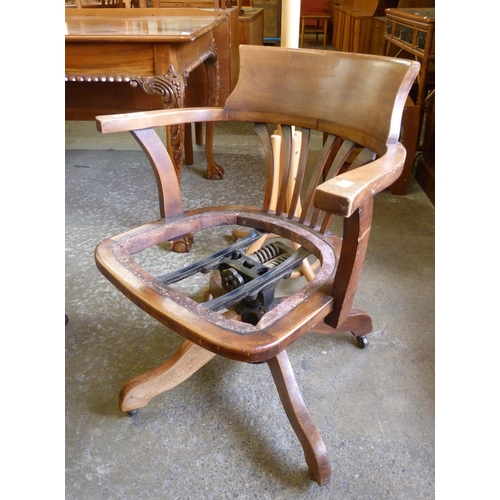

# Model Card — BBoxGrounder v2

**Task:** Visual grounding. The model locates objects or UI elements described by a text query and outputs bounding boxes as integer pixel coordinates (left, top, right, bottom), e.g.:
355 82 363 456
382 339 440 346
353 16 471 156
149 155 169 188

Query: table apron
65 31 216 81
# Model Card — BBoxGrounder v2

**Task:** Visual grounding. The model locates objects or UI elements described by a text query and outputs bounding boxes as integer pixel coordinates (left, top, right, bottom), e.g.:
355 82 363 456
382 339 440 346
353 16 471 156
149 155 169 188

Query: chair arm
95 107 228 134
313 143 406 218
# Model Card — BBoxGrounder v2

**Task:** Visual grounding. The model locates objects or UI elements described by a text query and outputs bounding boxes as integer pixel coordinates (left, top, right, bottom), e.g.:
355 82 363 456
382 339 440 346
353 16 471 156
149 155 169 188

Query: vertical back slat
320 213 333 234
287 128 311 219
299 133 338 224
275 125 293 216
347 147 377 170
309 207 321 229
253 123 377 237
254 122 275 212
323 138 356 182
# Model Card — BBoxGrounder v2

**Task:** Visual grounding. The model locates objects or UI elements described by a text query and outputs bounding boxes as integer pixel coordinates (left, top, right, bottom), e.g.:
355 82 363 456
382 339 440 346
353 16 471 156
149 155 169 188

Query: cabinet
370 15 386 54
253 0 280 39
239 8 264 45
415 90 435 203
384 7 435 106
329 0 399 53
328 0 433 54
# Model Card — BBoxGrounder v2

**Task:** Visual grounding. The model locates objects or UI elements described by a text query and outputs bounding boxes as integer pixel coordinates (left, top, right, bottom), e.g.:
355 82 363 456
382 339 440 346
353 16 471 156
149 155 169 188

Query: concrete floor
65 117 435 499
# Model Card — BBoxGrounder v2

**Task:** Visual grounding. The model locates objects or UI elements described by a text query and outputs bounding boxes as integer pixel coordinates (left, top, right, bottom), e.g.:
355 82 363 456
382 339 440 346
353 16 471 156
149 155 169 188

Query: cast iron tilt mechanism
156 230 311 325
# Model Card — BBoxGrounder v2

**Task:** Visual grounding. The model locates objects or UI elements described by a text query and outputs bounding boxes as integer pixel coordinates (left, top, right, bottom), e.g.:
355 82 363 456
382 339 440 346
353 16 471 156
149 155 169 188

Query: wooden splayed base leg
119 340 216 412
267 350 332 486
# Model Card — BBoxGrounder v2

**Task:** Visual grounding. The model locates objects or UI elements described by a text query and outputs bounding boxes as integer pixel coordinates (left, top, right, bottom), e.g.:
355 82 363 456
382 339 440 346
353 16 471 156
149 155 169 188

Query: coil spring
249 243 289 267
264 255 288 268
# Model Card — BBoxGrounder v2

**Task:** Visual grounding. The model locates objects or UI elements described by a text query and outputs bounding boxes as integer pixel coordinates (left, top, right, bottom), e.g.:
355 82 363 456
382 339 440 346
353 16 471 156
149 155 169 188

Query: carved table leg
205 121 224 180
184 123 194 165
119 340 216 413
267 350 331 485
132 67 186 178
195 122 203 145
203 52 224 180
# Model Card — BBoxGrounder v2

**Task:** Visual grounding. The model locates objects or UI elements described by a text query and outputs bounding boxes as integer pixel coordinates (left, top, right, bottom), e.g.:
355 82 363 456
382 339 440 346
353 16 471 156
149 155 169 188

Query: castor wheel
356 335 368 348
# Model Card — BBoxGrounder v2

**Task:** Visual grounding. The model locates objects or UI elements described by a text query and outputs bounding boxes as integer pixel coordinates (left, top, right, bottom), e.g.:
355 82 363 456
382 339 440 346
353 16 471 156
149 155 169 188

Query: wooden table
65 8 226 178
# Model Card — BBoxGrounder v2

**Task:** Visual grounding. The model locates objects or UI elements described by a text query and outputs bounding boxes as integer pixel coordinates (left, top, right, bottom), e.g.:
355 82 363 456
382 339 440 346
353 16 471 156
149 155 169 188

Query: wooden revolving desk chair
94 46 419 486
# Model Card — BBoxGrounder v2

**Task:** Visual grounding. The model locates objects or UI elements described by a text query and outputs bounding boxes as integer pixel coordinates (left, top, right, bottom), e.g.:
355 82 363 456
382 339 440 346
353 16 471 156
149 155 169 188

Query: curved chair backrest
225 46 419 153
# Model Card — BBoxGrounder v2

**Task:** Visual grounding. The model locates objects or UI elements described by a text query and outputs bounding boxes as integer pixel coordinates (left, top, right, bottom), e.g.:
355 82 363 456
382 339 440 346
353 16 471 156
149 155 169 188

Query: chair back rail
225 46 420 150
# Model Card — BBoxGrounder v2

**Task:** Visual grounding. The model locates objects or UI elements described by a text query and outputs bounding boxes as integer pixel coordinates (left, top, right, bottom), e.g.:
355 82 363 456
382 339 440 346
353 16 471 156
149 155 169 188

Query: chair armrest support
313 144 406 218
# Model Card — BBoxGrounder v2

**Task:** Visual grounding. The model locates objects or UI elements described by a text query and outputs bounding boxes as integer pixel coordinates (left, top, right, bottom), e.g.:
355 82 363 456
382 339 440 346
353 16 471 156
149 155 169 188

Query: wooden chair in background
94 45 419 485
299 0 330 48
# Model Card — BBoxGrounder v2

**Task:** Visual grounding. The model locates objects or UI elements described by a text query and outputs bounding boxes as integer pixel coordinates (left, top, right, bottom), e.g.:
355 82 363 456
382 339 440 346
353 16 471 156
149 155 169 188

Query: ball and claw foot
171 233 194 253
207 162 224 180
